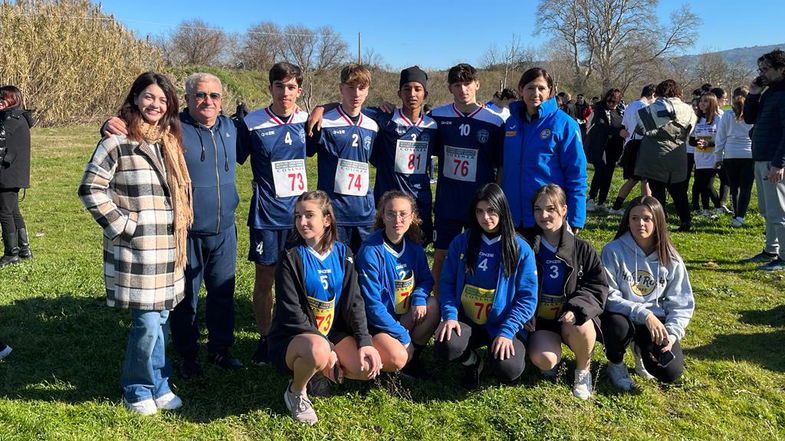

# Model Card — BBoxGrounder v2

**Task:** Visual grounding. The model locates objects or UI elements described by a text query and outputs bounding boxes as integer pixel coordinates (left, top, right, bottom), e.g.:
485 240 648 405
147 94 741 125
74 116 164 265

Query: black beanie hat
400 66 428 90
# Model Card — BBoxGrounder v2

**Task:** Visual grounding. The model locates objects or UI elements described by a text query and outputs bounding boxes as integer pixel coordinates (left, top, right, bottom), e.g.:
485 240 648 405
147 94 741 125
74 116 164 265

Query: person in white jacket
715 86 755 227
600 196 694 389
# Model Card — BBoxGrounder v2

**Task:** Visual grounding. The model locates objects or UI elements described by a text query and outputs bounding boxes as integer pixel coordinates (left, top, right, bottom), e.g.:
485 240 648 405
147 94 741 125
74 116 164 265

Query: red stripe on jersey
336 106 361 126
452 103 484 119
264 107 295 125
397 109 424 127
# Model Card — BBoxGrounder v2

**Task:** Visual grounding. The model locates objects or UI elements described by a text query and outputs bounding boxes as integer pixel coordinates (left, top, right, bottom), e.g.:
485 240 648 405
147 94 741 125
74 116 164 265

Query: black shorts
533 318 562 334
269 330 350 374
621 139 642 180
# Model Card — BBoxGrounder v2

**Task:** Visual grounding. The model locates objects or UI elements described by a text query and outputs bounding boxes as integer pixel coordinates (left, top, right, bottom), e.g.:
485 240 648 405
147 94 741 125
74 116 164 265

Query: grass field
0 126 783 441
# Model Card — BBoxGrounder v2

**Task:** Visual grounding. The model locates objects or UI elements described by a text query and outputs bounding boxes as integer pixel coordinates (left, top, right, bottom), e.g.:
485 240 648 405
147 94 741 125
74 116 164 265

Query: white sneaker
0 345 11 360
701 209 712 218
284 381 318 424
573 369 592 400
731 217 744 228
586 199 597 212
123 397 158 416
631 343 655 380
154 392 183 410
596 203 608 212
608 207 625 215
606 362 635 391
716 206 732 215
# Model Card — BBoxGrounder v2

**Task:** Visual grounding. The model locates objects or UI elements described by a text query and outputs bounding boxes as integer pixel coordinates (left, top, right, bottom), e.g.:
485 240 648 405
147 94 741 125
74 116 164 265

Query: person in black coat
585 89 625 212
525 184 608 400
0 86 33 266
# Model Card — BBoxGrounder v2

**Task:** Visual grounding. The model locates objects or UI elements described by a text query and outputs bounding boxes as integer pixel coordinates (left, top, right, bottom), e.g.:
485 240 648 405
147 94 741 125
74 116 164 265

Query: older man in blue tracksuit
103 73 245 377
501 97 587 238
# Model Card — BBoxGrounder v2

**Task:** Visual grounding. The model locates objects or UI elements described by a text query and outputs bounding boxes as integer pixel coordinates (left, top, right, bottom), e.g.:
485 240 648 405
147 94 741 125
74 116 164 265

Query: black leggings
647 178 691 228
601 312 684 383
692 169 720 210
434 320 526 382
0 188 25 245
722 159 755 218
588 145 624 205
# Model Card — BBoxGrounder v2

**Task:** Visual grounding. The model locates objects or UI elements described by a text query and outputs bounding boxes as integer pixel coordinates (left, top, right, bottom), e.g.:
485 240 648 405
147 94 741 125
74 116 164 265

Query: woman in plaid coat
79 72 193 416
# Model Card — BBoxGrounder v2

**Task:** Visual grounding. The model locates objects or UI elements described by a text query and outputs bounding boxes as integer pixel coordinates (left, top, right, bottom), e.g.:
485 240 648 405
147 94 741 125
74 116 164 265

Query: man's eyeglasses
193 91 222 100
384 211 412 221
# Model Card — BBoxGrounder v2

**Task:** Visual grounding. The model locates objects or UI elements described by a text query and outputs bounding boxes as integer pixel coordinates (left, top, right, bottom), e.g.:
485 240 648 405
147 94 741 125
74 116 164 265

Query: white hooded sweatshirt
601 232 694 342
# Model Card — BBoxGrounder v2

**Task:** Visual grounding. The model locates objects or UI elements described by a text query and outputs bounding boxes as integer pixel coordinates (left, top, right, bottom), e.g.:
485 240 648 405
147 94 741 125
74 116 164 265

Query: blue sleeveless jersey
298 243 346 336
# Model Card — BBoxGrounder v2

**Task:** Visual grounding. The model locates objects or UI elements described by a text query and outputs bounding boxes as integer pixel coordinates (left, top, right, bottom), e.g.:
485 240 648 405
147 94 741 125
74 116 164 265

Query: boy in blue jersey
307 64 379 254
238 62 309 365
430 63 505 295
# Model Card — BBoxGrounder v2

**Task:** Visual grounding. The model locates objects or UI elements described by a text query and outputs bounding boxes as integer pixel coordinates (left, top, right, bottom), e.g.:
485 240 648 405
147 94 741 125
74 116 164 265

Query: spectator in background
585 88 625 213
575 94 591 139
486 88 517 121
233 99 249 120
634 79 697 232
609 84 656 215
689 92 726 217
710 87 731 208
715 86 754 228
0 86 33 267
741 49 785 270
558 92 577 121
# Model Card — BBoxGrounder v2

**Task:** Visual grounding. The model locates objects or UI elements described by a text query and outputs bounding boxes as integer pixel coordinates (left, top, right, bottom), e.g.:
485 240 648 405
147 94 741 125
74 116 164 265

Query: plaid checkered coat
78 134 185 310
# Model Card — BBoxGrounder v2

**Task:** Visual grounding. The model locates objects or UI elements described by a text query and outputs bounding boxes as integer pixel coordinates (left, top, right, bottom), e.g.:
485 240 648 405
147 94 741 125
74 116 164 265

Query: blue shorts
433 219 467 250
337 224 373 254
248 228 291 266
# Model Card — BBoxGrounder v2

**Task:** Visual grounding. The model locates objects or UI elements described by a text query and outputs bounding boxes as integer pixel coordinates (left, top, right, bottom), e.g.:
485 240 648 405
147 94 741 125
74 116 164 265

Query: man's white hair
185 73 223 94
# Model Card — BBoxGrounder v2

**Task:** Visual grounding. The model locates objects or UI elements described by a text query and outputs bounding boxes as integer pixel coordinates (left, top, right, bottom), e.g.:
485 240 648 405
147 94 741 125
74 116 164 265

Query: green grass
1 126 784 440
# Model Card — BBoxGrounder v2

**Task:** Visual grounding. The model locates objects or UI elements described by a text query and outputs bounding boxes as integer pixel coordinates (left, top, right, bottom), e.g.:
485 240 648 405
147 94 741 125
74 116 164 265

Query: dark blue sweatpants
170 224 237 357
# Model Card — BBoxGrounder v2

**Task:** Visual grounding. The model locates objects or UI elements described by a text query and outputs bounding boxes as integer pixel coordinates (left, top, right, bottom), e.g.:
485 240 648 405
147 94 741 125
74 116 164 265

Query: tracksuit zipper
210 129 221 233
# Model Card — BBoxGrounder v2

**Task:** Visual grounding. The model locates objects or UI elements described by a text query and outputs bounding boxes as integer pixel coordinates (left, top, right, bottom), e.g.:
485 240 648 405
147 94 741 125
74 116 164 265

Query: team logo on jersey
627 270 656 296
539 128 552 140
506 130 517 137
477 129 489 144
363 136 372 149
396 127 407 136
225 132 231 138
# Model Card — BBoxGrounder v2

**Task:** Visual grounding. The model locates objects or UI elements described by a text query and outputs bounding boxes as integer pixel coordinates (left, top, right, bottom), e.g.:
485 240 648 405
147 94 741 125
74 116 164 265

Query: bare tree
536 0 700 92
482 34 536 90
236 21 282 70
168 19 229 66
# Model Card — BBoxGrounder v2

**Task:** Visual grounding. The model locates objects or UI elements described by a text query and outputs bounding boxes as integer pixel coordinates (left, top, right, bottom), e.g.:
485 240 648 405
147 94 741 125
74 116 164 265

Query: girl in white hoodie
600 196 694 389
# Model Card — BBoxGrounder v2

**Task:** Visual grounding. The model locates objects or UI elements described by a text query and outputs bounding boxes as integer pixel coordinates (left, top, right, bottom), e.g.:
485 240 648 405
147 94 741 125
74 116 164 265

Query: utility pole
357 32 361 63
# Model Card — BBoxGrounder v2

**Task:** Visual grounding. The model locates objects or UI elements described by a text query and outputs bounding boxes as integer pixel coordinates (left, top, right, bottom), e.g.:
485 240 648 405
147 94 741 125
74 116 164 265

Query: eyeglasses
384 211 412 221
193 91 222 100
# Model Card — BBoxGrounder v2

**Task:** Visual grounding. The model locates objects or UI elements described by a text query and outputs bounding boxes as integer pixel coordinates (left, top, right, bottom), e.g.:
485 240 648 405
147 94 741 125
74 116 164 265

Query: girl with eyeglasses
526 184 607 400
267 190 382 424
434 183 538 389
355 190 440 378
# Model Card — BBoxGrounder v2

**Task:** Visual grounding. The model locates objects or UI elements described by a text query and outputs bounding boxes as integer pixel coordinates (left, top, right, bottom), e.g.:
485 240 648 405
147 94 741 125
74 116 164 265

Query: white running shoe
606 362 635 391
284 381 318 424
586 199 597 212
631 343 655 380
0 345 11 360
123 397 158 416
573 369 593 400
608 207 625 215
701 209 713 218
731 217 744 228
154 392 183 410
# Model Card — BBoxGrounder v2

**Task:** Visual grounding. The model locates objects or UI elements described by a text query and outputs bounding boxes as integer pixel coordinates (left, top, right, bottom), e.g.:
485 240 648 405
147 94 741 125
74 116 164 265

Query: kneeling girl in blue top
435 183 538 389
356 191 439 378
525 184 608 400
267 191 382 424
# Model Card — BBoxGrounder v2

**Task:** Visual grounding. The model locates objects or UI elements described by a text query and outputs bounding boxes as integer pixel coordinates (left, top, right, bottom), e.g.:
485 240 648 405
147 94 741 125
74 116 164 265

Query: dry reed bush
0 0 162 126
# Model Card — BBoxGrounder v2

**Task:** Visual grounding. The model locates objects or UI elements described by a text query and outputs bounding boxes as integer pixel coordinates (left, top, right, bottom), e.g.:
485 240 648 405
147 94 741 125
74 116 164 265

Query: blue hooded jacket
439 231 538 339
179 111 240 235
502 98 587 229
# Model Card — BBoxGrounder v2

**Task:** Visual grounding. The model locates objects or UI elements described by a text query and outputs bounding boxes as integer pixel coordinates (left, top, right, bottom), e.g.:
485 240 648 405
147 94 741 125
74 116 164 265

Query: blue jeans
120 309 172 403
170 225 237 356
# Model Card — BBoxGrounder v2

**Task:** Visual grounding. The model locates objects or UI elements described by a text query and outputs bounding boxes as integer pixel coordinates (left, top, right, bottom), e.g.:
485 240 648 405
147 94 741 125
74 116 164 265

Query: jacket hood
1 108 34 127
618 232 659 263
662 97 694 127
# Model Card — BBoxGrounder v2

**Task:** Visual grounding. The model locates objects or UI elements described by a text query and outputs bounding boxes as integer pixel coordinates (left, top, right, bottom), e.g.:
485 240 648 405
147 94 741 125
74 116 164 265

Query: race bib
444 145 478 182
536 293 564 320
307 296 336 336
334 158 369 196
271 159 307 197
461 284 496 325
394 140 429 175
394 273 415 315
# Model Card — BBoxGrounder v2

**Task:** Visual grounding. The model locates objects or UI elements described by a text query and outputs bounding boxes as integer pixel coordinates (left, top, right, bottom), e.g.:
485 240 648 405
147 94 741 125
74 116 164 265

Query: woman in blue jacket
501 68 588 240
435 183 538 389
356 191 439 378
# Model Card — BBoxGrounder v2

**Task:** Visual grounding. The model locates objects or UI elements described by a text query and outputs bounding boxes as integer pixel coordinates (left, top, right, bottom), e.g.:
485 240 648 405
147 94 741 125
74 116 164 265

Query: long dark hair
616 196 677 266
292 190 339 254
466 183 519 277
118 72 182 144
0 85 25 109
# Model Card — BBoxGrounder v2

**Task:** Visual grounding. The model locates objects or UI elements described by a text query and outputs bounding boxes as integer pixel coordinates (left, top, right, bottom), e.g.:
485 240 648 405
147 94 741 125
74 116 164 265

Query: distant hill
676 43 785 68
